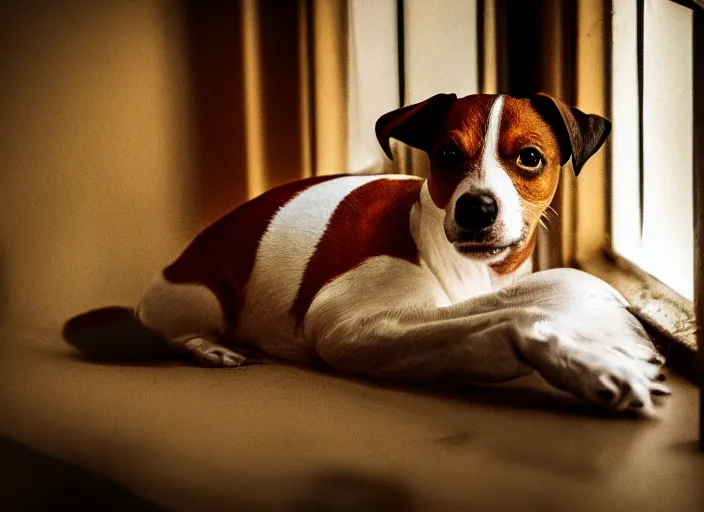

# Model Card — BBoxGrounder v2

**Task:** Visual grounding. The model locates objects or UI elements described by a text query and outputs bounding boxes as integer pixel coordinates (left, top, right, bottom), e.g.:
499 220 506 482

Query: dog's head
376 93 610 273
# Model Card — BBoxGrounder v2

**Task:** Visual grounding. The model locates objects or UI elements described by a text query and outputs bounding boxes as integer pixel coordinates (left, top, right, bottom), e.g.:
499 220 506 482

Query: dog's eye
517 147 544 170
436 143 463 168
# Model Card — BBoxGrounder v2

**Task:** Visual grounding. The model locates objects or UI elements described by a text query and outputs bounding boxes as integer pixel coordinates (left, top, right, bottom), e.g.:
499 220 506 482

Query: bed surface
1 325 702 511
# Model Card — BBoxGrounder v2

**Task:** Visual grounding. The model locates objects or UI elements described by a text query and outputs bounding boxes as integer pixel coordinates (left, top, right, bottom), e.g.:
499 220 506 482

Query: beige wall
0 1 197 328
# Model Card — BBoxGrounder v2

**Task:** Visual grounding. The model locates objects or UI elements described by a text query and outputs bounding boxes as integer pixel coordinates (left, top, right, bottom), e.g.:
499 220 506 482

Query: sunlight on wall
346 0 400 174
404 0 479 103
404 0 479 178
311 0 349 176
641 0 693 300
343 0 480 176
611 0 642 263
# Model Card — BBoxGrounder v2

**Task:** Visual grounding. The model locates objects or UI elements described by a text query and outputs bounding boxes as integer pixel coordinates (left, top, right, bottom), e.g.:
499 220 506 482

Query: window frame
575 0 702 449
692 1 703 453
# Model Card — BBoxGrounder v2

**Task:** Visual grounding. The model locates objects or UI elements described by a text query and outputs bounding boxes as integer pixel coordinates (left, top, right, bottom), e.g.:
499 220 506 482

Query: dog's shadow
349 372 636 420
62 349 634 421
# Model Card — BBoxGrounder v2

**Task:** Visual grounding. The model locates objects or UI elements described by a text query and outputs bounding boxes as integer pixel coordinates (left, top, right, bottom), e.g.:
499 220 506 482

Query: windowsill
577 251 698 382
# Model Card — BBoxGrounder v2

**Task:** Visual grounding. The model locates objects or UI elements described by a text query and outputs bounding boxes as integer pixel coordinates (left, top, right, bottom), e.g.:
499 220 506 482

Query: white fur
137 274 225 343
299 172 667 413
137 272 246 367
480 96 524 242
307 258 666 414
411 182 493 306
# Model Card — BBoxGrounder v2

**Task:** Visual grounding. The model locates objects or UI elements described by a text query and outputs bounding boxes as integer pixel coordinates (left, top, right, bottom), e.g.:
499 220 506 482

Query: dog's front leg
309 270 669 413
314 306 536 383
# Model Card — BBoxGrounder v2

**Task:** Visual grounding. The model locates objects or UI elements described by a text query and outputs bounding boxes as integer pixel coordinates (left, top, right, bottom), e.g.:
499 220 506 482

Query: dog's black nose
454 193 498 232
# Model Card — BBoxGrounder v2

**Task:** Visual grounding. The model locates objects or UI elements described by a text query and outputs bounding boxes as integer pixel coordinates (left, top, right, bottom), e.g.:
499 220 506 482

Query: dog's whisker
545 205 559 222
539 211 555 230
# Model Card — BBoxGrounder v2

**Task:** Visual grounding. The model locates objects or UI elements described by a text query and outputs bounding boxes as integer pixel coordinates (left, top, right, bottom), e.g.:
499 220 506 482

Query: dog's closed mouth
454 236 522 256
455 244 509 256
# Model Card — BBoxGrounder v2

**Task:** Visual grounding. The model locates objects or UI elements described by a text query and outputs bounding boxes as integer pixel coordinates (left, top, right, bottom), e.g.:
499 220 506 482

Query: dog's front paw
576 350 671 413
525 321 671 415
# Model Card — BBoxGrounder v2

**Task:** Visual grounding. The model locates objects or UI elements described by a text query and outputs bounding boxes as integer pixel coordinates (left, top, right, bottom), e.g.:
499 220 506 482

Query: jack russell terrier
65 93 670 414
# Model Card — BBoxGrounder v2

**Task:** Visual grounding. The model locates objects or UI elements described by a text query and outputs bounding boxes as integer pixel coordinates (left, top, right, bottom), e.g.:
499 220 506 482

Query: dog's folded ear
375 93 457 160
530 93 611 175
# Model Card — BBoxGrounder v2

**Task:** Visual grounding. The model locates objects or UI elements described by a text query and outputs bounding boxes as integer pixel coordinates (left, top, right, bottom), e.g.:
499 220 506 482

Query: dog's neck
411 182 494 305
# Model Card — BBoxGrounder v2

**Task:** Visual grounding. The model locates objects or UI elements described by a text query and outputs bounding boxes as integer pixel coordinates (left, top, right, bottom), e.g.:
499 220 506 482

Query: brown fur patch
497 97 562 204
427 95 496 209
491 231 537 275
291 179 422 325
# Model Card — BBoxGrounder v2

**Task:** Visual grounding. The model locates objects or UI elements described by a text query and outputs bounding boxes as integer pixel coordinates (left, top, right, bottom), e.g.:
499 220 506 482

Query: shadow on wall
182 0 249 223
182 0 311 223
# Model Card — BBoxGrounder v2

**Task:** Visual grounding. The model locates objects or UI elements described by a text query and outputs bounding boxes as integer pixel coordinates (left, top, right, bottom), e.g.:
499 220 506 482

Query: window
611 0 695 301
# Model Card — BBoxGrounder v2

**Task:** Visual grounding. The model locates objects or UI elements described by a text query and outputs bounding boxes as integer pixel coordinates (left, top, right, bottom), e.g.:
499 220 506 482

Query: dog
64 92 670 414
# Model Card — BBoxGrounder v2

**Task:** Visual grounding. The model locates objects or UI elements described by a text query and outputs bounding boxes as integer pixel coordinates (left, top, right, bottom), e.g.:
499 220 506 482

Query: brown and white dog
66 93 670 414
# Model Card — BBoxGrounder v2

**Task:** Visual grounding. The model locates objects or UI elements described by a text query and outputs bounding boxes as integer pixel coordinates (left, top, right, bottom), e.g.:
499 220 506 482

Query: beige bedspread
1 325 702 511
